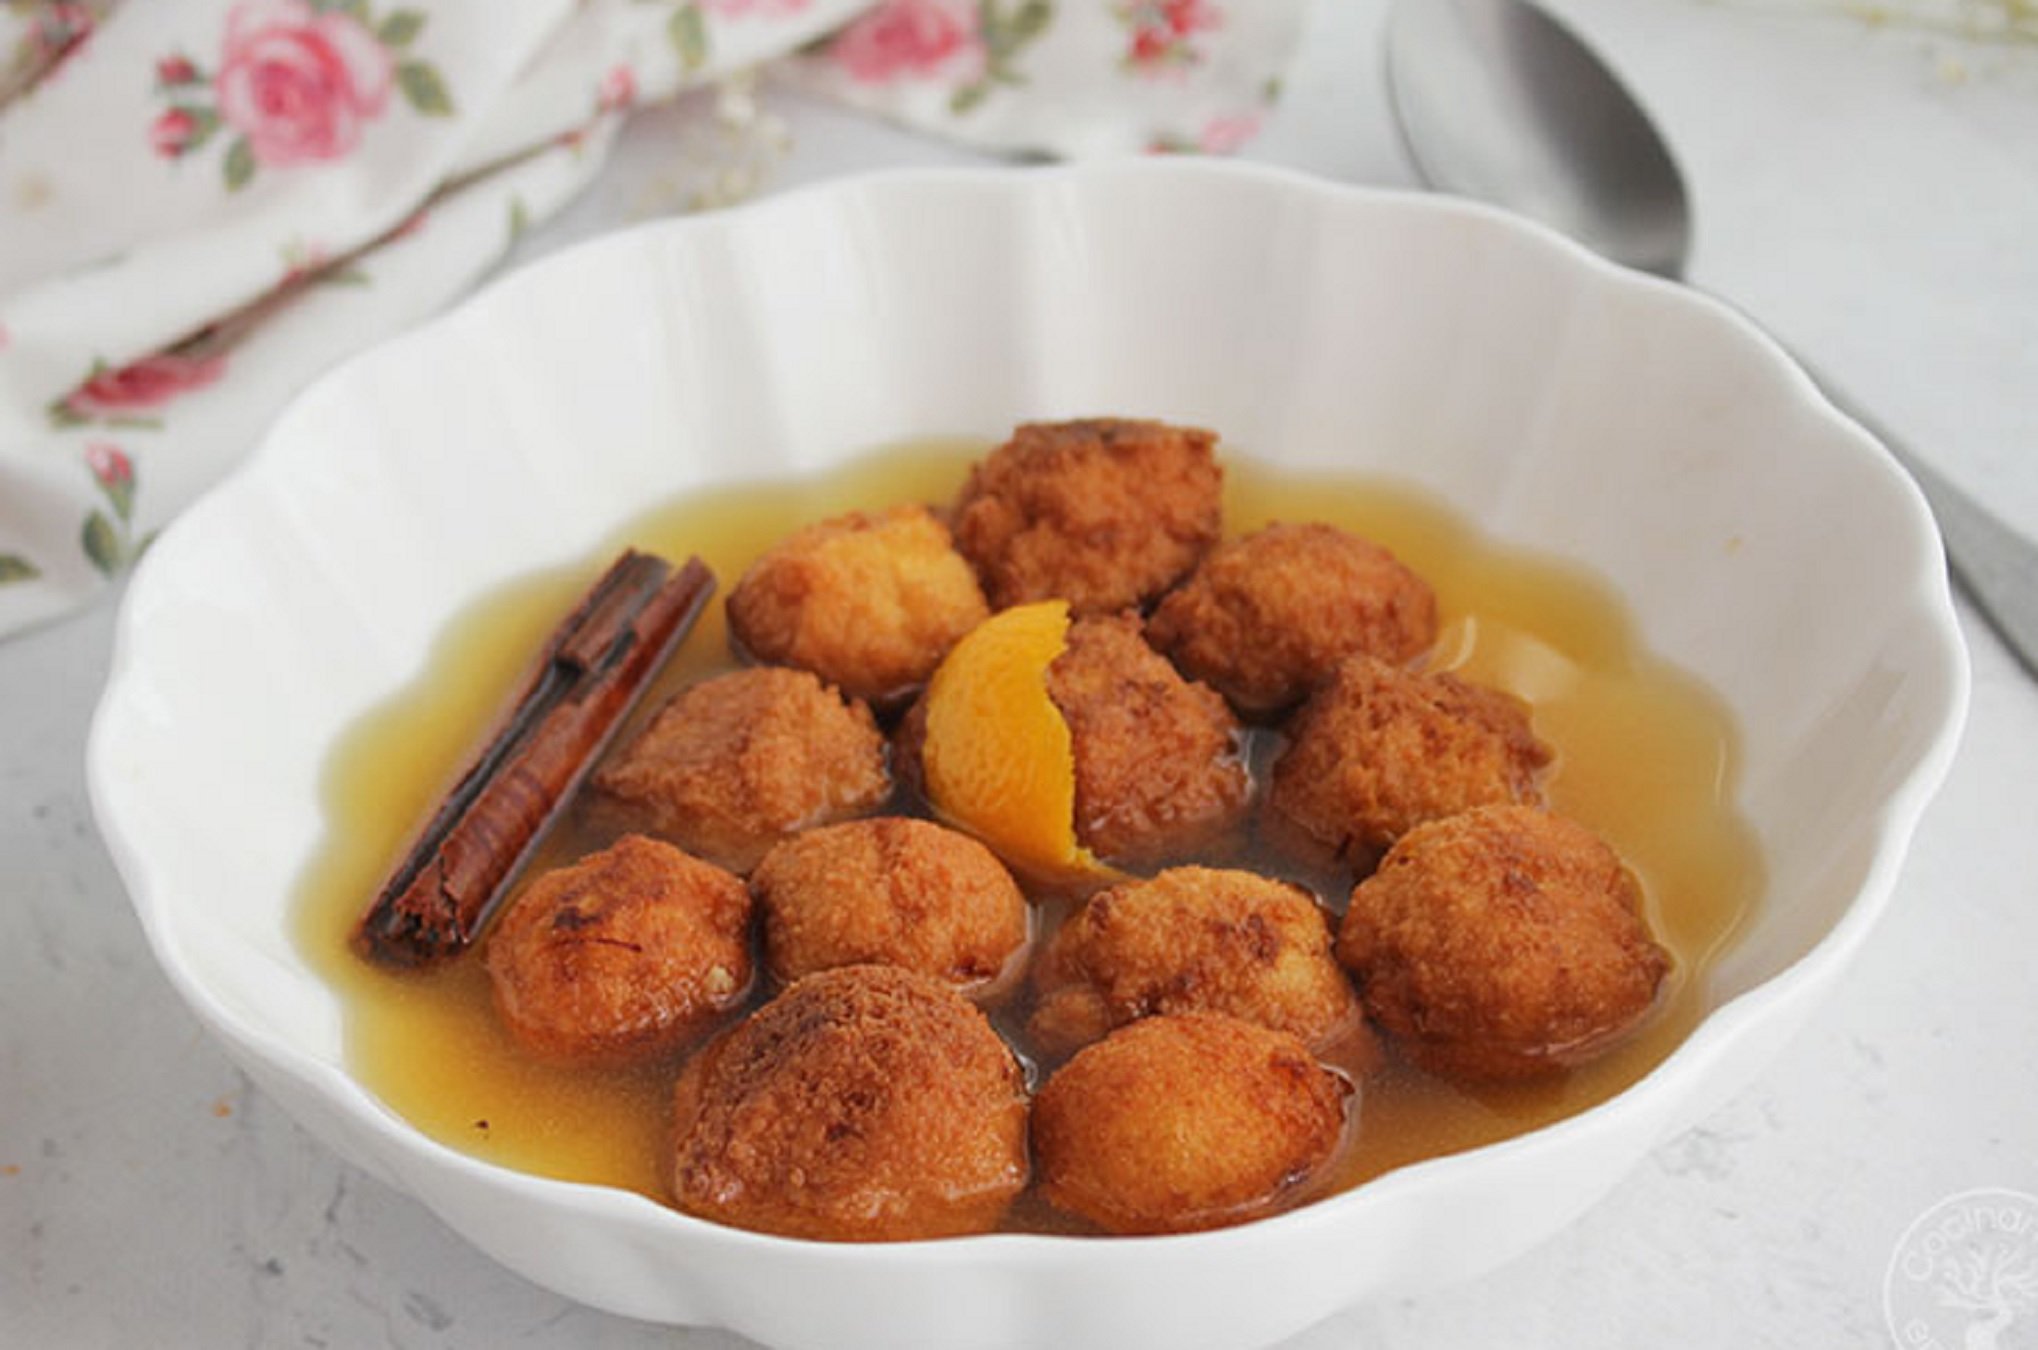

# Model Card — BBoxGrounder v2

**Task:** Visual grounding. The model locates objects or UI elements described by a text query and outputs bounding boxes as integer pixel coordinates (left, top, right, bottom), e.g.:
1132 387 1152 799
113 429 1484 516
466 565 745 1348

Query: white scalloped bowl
89 161 1966 1350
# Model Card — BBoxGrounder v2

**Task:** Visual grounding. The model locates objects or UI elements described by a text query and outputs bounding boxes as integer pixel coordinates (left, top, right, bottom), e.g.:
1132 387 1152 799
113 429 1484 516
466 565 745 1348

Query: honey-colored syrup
294 441 1762 1225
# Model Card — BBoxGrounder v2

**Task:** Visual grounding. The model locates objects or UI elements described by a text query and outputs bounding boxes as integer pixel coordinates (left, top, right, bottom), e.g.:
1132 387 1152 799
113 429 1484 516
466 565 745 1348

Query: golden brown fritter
1045 613 1250 865
1338 805 1670 1081
484 835 751 1067
952 419 1223 616
1265 655 1551 872
752 817 1028 991
593 666 889 873
1029 866 1360 1057
726 504 990 706
1147 522 1438 714
669 964 1030 1241
1031 1014 1349 1235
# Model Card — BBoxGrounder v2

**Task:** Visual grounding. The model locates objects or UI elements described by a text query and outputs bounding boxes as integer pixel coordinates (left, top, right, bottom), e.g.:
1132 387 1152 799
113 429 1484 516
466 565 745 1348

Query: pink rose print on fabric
6 2 96 92
829 0 1048 114
1119 0 1222 73
831 0 980 84
597 63 637 114
78 441 145 577
84 441 134 495
151 106 202 157
33 3 97 58
54 353 228 426
214 0 395 167
1197 110 1261 153
1147 110 1265 157
156 53 200 87
149 2 451 191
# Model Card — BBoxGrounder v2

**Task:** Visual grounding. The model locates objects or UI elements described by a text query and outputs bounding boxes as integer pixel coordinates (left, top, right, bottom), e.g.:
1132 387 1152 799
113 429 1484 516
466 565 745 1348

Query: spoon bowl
1384 0 2037 678
1384 0 1690 276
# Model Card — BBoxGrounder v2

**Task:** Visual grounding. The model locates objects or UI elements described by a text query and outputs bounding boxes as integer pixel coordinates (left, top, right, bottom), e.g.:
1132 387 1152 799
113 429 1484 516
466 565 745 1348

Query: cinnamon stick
355 550 716 969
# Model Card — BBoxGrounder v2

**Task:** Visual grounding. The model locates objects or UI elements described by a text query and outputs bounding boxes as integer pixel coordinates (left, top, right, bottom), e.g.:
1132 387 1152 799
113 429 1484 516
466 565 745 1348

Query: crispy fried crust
952 419 1223 615
669 965 1030 1241
753 817 1028 990
484 834 752 1066
1046 613 1249 865
1029 866 1359 1057
726 504 989 707
1337 805 1670 1081
592 666 889 873
1032 1014 1349 1235
1265 655 1551 871
1147 522 1437 713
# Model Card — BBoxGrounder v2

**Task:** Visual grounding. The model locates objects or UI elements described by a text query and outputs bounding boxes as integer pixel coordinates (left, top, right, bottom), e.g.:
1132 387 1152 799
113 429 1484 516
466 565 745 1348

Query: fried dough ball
669 964 1030 1241
726 504 990 706
1266 656 1551 871
1046 613 1249 865
1147 522 1438 714
1031 1014 1349 1235
952 418 1223 616
484 835 751 1067
752 817 1028 991
1338 805 1670 1081
1029 866 1360 1057
593 666 889 873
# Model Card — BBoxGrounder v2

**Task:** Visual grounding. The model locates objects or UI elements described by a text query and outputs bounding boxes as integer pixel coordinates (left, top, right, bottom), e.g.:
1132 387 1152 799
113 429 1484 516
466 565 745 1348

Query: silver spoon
1384 0 2038 679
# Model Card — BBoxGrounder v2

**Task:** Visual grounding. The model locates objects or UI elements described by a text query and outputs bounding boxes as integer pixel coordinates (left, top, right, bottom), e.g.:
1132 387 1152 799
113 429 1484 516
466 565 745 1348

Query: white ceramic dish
89 160 1967 1350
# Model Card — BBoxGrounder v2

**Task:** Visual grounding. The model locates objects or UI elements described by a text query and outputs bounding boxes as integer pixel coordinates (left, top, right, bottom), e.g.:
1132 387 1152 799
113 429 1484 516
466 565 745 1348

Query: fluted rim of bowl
88 158 1969 1277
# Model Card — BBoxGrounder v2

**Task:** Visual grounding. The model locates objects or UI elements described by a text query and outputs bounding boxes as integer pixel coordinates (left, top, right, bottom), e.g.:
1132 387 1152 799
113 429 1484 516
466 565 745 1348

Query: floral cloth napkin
0 0 1303 637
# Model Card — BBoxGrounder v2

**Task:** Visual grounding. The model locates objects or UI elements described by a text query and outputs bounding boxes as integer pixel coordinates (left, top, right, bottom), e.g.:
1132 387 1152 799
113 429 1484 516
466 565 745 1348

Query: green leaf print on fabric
223 134 256 189
950 0 1055 116
377 8 427 47
669 5 711 74
396 58 454 116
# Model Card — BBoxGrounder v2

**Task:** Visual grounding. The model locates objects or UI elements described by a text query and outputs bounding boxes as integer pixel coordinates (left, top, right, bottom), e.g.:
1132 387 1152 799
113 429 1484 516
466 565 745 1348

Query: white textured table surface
6 2 2037 1347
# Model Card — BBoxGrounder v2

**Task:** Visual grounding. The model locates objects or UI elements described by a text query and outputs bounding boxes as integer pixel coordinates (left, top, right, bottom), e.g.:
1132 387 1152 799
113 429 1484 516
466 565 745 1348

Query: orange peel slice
920 600 1107 881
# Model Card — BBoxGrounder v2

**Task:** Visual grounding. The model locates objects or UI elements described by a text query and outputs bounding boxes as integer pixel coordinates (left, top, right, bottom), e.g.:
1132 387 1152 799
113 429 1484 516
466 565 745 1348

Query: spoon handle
1801 358 2038 681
